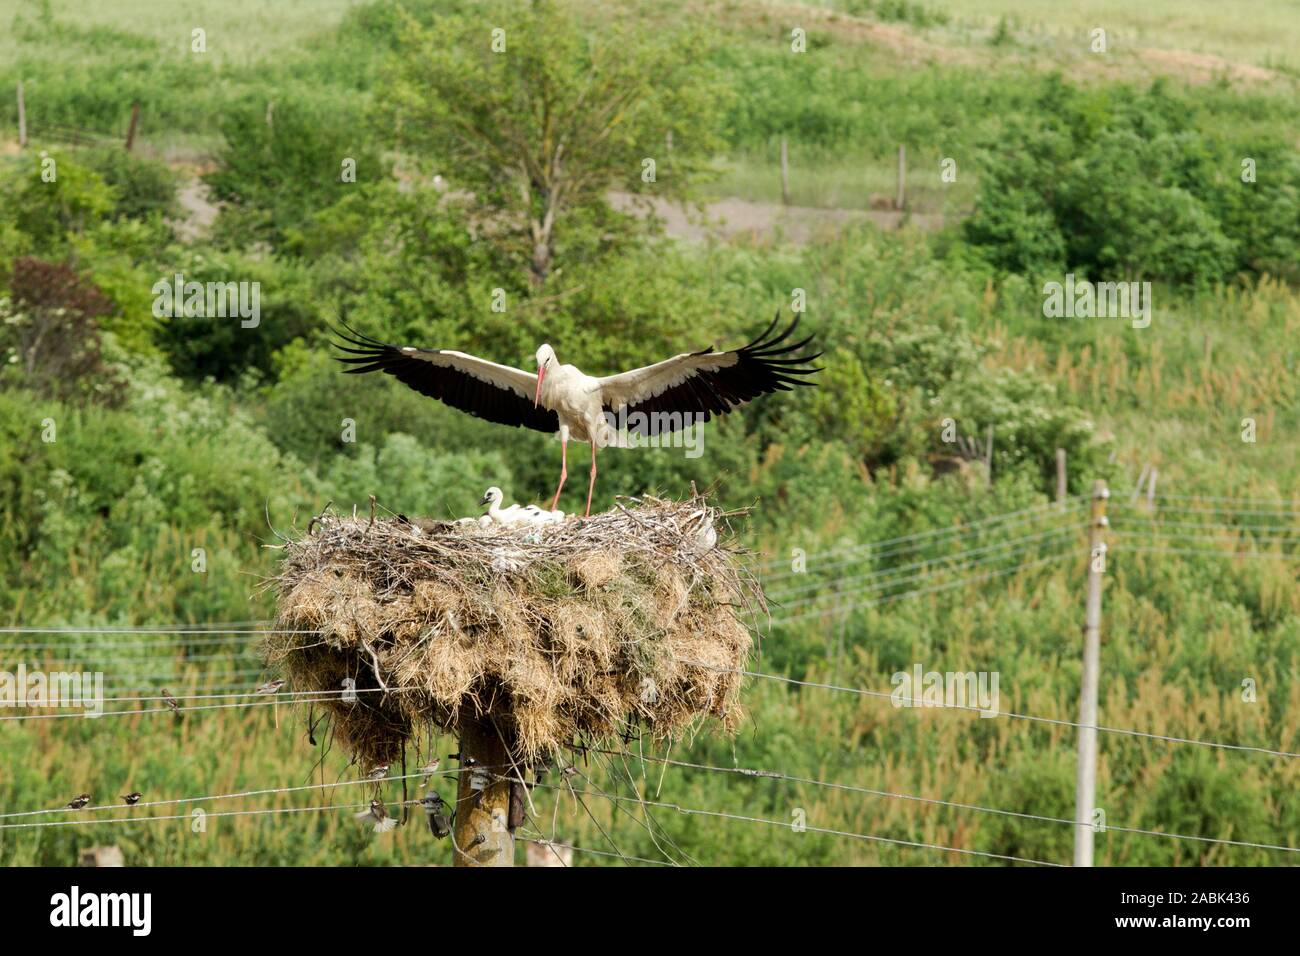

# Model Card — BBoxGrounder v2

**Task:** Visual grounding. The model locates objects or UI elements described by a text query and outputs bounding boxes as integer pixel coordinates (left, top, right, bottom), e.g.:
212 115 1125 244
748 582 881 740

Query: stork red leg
549 437 568 512
584 443 598 517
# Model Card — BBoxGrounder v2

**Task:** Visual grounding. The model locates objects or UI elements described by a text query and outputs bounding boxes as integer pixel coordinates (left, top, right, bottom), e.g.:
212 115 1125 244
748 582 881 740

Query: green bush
79 146 178 222
0 151 116 257
204 98 389 245
964 78 1300 286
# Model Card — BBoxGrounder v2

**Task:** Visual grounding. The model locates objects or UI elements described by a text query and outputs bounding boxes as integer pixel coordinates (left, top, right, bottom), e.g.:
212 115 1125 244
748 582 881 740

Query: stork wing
597 314 821 435
332 325 560 433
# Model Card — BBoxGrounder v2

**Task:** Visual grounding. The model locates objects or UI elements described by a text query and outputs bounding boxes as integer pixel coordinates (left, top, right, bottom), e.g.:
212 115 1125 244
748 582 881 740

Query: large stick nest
265 493 762 768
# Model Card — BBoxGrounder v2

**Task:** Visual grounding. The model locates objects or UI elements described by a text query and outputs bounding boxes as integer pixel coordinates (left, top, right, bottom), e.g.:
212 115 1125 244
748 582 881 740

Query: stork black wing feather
607 315 822 437
331 325 560 434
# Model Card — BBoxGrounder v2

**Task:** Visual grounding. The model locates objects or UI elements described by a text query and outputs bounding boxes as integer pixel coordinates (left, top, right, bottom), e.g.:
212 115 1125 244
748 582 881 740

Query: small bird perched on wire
65 794 91 810
356 799 398 833
421 792 452 839
418 759 440 783
254 678 285 695
121 792 141 806
365 763 390 781
161 689 180 714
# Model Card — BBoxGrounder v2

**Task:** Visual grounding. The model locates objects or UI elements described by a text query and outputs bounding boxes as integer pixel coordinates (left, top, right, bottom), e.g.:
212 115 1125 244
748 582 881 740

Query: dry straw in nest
265 493 763 769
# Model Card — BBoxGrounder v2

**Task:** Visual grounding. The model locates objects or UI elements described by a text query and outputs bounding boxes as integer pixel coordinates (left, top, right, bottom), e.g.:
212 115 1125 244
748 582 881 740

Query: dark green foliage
204 99 389 245
155 252 320 383
79 147 178 222
965 79 1300 285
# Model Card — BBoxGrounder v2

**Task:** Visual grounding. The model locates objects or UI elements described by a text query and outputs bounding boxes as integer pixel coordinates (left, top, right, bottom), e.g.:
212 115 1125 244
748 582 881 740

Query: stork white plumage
480 486 565 526
334 315 821 515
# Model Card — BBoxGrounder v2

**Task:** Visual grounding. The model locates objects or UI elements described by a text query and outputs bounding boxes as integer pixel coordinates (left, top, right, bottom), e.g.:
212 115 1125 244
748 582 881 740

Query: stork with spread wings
334 314 822 515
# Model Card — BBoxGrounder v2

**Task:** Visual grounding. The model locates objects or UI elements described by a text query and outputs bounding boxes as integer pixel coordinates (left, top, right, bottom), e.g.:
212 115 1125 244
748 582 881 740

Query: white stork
480 486 565 526
333 314 821 515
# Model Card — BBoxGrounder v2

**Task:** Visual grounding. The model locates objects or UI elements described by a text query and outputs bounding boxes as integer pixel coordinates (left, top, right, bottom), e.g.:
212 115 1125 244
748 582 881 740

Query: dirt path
166 171 945 246
174 177 220 242
609 192 945 243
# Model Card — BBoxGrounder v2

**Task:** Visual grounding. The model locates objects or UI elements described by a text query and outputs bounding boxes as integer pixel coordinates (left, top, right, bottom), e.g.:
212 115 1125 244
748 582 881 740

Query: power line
1117 546 1300 562
516 833 676 867
771 552 1074 624
1 685 357 709
1111 530 1300 546
0 683 427 715
599 750 1300 855
1117 503 1300 518
1112 518 1300 535
0 766 494 822
522 777 1062 867
0 801 373 830
8 652 261 666
7 803 674 864
0 692 360 722
753 498 1083 572
1149 494 1300 505
0 627 300 635
768 532 1080 610
2 635 262 650
765 523 1083 601
761 502 1085 582
677 659 1300 759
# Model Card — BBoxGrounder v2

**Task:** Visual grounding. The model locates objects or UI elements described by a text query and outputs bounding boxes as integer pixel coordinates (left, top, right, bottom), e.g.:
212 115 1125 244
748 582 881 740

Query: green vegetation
1 0 1298 866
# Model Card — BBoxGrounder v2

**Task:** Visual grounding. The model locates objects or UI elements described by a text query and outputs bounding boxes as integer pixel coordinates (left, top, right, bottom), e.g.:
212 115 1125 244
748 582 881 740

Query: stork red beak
534 366 546 408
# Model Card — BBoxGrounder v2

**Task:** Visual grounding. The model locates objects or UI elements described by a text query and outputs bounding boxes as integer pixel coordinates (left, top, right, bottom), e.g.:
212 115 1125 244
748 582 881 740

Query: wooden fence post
124 102 140 151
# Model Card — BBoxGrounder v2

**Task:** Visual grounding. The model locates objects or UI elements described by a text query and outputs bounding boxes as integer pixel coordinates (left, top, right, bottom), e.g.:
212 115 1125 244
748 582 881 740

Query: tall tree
383 0 724 285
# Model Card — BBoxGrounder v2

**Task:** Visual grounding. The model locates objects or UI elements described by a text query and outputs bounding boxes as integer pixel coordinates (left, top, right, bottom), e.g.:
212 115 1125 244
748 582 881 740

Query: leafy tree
0 151 115 257
205 98 388 246
380 0 726 284
964 78 1294 287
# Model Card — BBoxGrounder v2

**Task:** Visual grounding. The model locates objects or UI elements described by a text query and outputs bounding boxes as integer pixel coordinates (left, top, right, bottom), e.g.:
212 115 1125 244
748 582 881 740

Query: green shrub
964 78 1300 286
204 98 389 244
79 146 178 222
0 151 116 256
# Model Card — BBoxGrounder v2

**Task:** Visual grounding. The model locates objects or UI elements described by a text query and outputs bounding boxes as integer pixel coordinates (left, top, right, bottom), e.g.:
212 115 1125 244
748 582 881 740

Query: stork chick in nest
480 486 565 527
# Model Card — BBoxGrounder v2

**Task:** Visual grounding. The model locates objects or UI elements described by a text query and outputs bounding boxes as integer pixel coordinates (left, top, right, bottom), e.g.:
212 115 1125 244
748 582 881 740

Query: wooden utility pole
895 144 906 210
452 707 515 867
1073 479 1108 867
1056 448 1068 509
780 136 790 206
984 423 994 487
16 81 26 148
124 102 140 152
